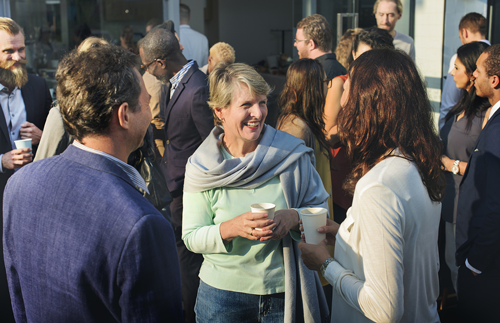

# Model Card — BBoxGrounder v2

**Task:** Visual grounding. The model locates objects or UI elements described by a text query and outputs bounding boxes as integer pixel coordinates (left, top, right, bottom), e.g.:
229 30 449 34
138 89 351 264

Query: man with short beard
0 17 51 323
138 24 213 323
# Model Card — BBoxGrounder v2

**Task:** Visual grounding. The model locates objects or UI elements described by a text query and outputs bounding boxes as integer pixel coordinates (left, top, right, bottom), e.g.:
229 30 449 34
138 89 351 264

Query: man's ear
309 39 318 50
156 58 167 70
116 102 131 129
491 75 500 89
462 28 469 40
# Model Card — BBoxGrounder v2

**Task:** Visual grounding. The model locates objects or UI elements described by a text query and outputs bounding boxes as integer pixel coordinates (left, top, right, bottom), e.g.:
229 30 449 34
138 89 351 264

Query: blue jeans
195 280 285 323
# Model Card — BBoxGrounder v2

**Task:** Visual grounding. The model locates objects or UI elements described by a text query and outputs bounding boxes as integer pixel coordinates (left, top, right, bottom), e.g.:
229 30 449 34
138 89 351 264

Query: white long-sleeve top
325 154 441 323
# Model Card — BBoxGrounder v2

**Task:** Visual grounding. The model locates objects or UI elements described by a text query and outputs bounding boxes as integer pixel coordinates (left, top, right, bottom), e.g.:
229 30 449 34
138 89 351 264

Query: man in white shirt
179 4 209 67
439 13 489 129
373 0 415 61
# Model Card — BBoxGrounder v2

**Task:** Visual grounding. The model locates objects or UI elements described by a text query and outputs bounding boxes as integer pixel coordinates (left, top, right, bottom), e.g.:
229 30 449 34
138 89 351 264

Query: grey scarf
184 125 330 323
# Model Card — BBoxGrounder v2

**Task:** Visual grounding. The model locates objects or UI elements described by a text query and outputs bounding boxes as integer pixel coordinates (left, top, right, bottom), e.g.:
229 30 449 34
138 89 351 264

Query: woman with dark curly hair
299 49 445 323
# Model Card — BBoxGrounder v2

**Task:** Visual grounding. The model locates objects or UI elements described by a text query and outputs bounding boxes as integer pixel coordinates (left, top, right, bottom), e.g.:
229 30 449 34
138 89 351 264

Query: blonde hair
0 17 23 36
208 63 271 127
373 0 403 15
210 42 235 65
334 28 363 69
77 37 109 52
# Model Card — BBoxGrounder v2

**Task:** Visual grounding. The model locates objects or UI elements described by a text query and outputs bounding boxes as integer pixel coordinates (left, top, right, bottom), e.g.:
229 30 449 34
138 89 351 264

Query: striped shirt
73 141 149 194
169 60 194 98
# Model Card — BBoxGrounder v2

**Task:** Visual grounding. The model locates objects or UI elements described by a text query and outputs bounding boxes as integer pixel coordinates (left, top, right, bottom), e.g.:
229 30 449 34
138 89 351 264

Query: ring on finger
250 229 254 236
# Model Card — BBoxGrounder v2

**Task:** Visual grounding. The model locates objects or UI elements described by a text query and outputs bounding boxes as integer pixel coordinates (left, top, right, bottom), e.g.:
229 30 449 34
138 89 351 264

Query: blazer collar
60 145 139 192
164 61 199 126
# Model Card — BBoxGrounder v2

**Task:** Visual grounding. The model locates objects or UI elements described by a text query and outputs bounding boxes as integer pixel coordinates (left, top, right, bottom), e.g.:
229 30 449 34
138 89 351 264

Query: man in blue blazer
3 44 183 322
139 24 214 323
0 18 52 322
455 44 500 322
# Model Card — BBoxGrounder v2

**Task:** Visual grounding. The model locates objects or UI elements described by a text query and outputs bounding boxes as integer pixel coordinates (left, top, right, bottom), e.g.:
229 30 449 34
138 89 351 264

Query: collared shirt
72 141 149 194
0 85 26 149
488 99 500 121
0 84 26 173
169 60 194 98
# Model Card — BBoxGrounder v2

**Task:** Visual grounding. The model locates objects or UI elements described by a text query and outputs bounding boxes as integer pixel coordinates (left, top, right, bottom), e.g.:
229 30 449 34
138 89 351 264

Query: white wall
396 0 411 36
218 0 293 65
414 0 446 116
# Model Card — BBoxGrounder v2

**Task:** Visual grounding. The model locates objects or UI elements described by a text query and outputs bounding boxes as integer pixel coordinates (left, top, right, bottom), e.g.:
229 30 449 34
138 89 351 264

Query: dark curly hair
338 49 445 202
56 44 141 141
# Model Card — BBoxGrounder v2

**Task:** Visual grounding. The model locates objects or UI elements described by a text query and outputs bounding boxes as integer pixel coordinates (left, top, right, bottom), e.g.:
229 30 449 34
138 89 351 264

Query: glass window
10 0 163 94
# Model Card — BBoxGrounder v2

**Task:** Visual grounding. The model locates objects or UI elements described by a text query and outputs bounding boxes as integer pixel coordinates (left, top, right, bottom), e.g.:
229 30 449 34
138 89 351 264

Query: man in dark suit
455 44 500 322
3 44 183 321
0 17 51 322
139 24 214 323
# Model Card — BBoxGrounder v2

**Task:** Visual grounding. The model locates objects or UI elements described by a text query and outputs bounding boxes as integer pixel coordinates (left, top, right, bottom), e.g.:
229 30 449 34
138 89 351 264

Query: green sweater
182 147 301 295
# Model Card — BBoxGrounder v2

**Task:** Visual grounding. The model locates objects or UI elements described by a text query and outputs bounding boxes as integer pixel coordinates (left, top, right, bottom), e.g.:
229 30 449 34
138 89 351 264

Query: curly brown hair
338 49 445 202
296 14 333 53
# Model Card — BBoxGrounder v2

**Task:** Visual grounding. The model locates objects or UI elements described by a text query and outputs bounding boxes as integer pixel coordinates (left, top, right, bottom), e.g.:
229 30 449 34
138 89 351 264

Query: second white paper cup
251 203 275 231
14 139 32 154
301 207 327 245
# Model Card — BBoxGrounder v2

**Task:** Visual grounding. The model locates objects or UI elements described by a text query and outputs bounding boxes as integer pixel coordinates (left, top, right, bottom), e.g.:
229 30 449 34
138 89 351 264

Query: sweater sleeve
324 183 405 323
182 191 231 254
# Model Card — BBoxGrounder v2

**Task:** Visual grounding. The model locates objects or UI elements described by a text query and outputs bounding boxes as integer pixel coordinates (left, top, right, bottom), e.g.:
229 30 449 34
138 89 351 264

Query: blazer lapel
163 64 197 127
461 106 500 182
21 77 34 123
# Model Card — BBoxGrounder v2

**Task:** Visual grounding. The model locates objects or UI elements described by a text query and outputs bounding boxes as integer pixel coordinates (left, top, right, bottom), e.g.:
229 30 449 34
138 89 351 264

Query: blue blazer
3 145 183 322
160 62 214 193
455 107 500 272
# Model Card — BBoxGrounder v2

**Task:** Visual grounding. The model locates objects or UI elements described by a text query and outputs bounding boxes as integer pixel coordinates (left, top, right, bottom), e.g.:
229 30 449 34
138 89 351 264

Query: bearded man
0 17 52 323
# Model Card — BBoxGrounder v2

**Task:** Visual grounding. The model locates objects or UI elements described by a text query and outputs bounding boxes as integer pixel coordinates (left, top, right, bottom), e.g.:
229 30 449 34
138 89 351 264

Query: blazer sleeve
190 85 214 141
466 122 500 272
117 213 183 322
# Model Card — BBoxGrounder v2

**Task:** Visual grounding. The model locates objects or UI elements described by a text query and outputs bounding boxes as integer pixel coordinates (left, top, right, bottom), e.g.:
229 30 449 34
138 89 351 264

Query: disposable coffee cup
300 207 327 245
251 203 275 231
14 138 32 154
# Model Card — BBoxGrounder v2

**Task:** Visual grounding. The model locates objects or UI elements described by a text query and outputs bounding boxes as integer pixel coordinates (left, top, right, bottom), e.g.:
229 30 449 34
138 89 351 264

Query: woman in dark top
440 41 491 290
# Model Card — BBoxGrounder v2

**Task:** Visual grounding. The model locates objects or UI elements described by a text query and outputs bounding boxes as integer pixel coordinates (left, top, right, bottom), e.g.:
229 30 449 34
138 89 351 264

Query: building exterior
0 0 496 127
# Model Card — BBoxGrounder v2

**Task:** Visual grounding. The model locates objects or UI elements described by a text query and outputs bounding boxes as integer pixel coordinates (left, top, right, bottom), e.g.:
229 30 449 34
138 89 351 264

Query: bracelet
321 257 335 277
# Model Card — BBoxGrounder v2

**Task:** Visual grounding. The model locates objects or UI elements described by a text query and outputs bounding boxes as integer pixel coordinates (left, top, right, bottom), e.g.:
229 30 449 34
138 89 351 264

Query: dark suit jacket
455 107 500 272
0 74 51 322
160 62 214 193
3 145 183 322
0 74 52 194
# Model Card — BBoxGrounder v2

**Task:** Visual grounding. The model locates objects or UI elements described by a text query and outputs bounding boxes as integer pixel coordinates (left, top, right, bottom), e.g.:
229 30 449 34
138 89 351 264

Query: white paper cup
14 138 32 154
301 207 327 245
251 203 275 231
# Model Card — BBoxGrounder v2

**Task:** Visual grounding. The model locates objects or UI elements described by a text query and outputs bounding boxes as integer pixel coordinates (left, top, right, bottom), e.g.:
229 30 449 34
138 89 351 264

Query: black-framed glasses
324 78 332 89
140 58 159 71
